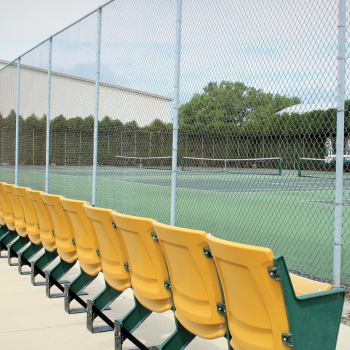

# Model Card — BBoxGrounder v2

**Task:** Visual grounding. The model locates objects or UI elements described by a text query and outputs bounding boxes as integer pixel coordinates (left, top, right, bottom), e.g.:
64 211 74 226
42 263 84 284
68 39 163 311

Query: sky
0 0 106 62
0 0 344 107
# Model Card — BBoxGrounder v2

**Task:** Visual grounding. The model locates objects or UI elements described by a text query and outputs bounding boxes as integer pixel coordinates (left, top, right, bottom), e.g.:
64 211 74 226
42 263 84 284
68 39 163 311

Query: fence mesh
0 0 349 287
0 61 17 184
95 0 176 223
18 43 49 191
176 0 341 284
49 12 97 201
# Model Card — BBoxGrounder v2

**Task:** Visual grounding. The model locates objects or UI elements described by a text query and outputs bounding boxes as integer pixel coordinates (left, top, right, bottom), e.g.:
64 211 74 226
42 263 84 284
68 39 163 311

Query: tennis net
297 157 343 178
181 157 282 176
115 156 172 170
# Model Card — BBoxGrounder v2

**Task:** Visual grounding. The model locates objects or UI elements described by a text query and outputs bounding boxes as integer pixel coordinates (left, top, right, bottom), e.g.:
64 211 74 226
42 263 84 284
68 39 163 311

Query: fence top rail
0 0 115 71
299 158 325 161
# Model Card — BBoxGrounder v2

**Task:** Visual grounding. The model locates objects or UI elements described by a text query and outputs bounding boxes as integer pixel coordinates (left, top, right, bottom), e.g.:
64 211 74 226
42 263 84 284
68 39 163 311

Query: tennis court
1 160 349 287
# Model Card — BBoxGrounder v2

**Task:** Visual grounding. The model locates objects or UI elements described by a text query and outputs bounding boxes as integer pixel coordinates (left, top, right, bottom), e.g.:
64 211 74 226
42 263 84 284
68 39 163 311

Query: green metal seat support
30 249 59 286
7 235 30 266
45 260 77 298
64 267 97 314
17 241 44 274
87 281 123 333
273 255 345 349
0 226 17 257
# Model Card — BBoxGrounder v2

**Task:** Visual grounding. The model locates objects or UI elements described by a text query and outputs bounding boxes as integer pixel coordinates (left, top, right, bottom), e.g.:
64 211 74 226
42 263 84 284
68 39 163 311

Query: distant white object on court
325 155 350 164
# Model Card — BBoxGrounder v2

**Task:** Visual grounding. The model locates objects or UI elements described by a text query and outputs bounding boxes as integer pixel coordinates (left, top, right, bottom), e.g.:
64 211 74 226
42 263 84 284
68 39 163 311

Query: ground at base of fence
342 293 350 326
0 255 231 349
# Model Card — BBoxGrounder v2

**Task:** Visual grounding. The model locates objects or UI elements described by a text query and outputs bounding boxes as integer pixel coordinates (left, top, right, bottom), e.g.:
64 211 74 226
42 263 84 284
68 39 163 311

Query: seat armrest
274 255 345 350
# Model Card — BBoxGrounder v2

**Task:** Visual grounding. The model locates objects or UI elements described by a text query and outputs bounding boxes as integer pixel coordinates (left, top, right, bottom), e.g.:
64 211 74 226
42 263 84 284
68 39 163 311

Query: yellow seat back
111 212 172 313
207 234 290 350
83 204 130 291
152 221 226 340
289 273 332 296
40 193 77 263
26 189 56 252
60 198 101 276
2 183 27 237
0 182 16 231
13 186 41 244
0 189 5 226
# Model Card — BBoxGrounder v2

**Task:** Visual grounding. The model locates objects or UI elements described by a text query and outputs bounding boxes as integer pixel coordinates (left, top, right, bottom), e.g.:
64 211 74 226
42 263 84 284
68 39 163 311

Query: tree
179 81 301 127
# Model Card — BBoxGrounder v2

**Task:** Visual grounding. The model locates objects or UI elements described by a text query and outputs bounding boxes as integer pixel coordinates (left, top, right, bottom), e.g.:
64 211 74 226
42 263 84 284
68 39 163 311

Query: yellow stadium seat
83 204 131 291
40 192 77 263
289 273 332 296
206 234 345 350
13 186 41 244
0 182 17 255
0 183 30 266
26 189 56 252
21 189 59 286
0 190 5 226
0 182 16 231
111 211 172 313
38 192 81 298
60 198 101 276
152 221 228 348
6 185 44 274
2 183 27 237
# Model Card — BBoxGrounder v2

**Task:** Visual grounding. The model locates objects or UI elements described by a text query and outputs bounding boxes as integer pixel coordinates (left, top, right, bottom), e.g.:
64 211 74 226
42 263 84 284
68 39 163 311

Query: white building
0 60 172 127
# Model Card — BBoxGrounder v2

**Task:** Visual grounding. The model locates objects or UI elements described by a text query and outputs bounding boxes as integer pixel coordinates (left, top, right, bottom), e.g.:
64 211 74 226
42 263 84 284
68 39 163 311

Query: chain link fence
0 0 349 287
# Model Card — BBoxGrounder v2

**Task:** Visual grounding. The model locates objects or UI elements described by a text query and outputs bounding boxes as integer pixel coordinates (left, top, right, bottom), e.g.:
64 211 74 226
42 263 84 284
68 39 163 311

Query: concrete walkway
1 253 349 350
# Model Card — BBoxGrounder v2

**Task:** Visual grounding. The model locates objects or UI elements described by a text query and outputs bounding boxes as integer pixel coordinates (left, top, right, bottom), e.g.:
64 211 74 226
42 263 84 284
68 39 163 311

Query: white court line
102 178 338 194
300 200 350 206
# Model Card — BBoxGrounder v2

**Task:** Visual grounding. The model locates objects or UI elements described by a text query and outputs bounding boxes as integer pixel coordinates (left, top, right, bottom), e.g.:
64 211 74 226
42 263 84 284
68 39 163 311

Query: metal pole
15 58 20 185
79 130 82 165
134 132 137 156
33 129 35 166
333 0 346 288
46 38 52 193
92 7 102 206
170 0 183 226
64 130 67 166
149 132 152 157
1 128 3 164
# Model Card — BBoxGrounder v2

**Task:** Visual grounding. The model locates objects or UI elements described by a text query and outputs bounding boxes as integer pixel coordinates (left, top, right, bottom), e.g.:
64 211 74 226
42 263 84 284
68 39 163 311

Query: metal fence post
92 7 102 206
46 37 52 193
15 57 20 185
333 0 346 288
33 128 35 166
170 0 183 226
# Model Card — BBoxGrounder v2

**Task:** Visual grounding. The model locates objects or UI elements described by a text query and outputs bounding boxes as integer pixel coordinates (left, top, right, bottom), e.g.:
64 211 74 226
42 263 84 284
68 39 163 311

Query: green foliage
179 81 301 128
1 95 349 167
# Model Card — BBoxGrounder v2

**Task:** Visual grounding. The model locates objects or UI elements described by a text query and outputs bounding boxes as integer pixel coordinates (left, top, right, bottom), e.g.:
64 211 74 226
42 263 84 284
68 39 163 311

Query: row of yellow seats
0 181 346 350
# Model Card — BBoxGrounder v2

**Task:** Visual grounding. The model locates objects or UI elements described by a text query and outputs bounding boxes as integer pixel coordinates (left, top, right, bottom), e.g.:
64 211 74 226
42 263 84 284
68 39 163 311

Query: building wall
0 60 172 126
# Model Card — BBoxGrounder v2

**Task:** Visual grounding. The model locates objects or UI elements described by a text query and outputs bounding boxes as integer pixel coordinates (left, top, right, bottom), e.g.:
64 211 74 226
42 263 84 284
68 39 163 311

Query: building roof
277 101 337 115
0 59 173 102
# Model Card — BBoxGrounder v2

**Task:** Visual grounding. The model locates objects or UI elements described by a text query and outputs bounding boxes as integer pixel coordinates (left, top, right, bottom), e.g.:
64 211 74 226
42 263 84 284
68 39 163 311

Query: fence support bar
170 0 183 226
333 0 346 288
45 38 52 193
92 7 102 206
15 58 20 185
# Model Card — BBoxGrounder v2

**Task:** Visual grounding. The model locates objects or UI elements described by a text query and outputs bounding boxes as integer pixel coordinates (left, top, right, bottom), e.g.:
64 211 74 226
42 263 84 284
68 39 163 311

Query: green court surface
1 165 350 286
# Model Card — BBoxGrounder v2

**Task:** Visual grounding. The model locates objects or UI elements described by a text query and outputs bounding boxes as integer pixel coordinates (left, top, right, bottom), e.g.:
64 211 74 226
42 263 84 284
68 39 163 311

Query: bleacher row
0 181 346 350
